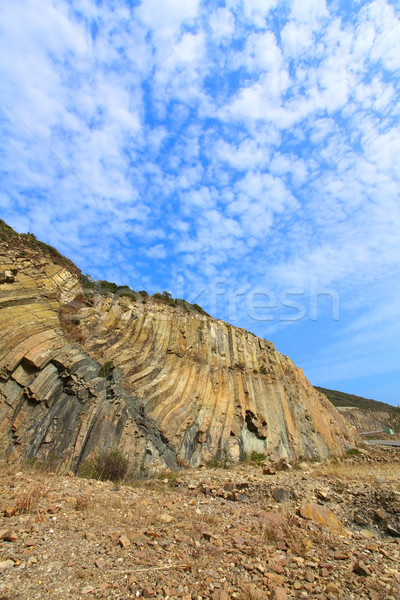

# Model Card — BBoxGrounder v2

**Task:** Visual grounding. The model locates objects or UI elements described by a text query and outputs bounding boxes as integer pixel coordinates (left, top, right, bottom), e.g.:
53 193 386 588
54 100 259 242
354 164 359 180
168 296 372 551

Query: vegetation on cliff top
316 386 397 412
1 220 210 318
0 219 81 278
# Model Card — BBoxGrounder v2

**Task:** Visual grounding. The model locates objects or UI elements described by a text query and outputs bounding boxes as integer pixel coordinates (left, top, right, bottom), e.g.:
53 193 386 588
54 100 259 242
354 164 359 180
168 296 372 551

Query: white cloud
1 0 400 404
289 0 328 25
209 8 235 41
243 0 279 27
135 0 199 40
281 21 313 57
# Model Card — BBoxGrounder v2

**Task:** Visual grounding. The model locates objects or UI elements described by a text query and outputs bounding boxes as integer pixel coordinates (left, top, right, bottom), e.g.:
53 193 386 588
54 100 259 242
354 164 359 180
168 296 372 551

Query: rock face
337 407 400 435
0 222 355 473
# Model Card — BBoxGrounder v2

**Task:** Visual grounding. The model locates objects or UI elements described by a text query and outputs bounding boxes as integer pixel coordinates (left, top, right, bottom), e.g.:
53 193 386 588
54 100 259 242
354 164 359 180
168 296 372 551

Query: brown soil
0 446 399 600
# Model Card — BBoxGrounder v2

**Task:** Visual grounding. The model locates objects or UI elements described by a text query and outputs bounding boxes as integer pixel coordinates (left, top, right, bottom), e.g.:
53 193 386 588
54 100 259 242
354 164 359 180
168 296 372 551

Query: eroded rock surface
0 222 355 472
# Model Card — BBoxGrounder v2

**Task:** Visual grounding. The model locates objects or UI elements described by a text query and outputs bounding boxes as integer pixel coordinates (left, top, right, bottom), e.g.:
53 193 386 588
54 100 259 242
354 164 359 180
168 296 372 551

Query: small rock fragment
353 561 371 577
118 534 131 548
272 587 288 600
0 559 15 572
263 467 276 475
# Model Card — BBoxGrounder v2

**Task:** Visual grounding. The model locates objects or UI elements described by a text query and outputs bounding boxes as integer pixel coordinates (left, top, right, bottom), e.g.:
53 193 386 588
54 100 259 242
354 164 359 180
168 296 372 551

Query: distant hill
315 386 397 412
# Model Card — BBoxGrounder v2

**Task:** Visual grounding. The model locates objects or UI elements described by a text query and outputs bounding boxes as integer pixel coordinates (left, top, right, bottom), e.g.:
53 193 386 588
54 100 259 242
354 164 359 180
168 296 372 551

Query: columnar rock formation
336 407 400 435
0 222 355 473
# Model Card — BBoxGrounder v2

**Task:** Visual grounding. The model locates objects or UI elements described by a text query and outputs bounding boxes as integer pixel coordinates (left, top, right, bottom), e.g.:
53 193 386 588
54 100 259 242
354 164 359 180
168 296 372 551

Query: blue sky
1 0 399 405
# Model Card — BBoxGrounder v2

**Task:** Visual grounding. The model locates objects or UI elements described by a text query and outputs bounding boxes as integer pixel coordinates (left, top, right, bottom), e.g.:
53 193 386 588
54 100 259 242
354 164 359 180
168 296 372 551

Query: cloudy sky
1 0 399 405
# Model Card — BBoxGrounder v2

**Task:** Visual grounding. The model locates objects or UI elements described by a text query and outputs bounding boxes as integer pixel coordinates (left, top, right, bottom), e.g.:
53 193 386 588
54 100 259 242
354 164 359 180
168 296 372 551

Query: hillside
315 386 397 411
316 387 400 436
0 222 355 474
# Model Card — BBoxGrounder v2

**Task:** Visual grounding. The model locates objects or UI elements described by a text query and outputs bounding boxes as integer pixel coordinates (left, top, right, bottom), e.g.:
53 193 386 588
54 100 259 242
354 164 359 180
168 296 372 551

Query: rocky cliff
337 407 400 435
0 222 355 474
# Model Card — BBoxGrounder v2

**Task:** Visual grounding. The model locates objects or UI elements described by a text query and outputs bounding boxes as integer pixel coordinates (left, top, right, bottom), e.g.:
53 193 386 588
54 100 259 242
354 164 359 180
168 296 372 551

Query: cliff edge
0 221 355 473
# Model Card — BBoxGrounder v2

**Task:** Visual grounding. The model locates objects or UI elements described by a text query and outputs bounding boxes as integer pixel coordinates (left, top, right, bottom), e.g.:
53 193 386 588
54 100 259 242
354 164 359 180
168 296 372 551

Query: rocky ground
0 446 399 600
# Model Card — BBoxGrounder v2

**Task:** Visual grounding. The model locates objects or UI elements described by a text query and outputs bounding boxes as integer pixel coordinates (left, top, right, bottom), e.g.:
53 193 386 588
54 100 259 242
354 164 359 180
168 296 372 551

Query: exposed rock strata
0 224 355 472
337 407 400 435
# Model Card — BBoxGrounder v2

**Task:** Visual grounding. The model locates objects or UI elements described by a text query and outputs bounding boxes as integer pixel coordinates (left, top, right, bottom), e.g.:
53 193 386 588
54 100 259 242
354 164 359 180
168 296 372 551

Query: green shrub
207 448 231 469
119 290 137 301
98 280 118 294
250 451 265 464
346 448 362 456
81 274 95 289
260 366 267 375
193 303 210 317
240 451 266 465
98 360 114 378
78 449 130 482
152 292 176 306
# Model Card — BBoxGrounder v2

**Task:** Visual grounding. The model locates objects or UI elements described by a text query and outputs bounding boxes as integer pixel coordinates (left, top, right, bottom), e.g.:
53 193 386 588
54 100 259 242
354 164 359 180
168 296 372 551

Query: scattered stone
305 568 315 583
0 530 18 542
299 503 349 536
232 535 245 546
360 528 376 539
355 514 369 526
375 508 386 521
353 561 371 577
160 513 173 523
141 587 156 598
118 534 131 548
212 591 229 600
316 488 330 501
271 487 292 503
95 558 105 568
263 467 276 475
325 583 341 595
272 587 288 600
82 585 95 595
24 538 37 547
333 551 348 560
0 559 14 572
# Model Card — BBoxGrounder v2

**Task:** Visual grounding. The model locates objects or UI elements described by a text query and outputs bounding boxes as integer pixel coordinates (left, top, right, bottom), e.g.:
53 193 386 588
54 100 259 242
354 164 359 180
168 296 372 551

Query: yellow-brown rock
299 503 349 536
0 221 355 473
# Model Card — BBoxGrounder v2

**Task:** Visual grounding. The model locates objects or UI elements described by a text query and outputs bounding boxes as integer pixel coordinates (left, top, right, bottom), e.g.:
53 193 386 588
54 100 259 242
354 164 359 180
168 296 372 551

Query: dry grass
316 460 400 481
14 483 43 514
75 493 90 512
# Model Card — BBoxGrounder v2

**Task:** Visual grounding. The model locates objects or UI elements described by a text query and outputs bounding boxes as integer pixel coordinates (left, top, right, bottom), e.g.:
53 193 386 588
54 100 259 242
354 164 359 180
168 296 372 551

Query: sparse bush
240 451 265 465
97 280 118 294
346 448 362 456
250 451 265 465
78 449 130 482
152 292 176 306
193 303 210 317
75 493 90 511
260 366 267 375
14 483 43 514
81 274 95 289
207 448 231 469
118 290 137 301
98 360 114 378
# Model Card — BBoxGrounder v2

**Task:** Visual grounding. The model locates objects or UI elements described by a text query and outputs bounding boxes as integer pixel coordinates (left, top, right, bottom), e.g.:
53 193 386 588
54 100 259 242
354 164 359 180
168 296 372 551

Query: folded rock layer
0 222 355 473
